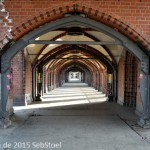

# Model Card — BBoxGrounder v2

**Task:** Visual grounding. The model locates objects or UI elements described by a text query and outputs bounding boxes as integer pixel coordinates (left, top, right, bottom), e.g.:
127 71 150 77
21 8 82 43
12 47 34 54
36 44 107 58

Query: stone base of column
138 118 150 129
3 118 12 128
7 108 14 117
0 108 14 128
35 94 42 101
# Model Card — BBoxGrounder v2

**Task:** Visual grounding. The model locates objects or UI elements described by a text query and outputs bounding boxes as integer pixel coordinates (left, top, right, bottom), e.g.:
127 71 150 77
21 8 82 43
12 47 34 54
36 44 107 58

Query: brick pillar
117 55 125 106
50 70 54 90
12 51 25 106
103 70 107 94
47 71 50 91
100 70 106 93
43 67 46 94
24 54 32 104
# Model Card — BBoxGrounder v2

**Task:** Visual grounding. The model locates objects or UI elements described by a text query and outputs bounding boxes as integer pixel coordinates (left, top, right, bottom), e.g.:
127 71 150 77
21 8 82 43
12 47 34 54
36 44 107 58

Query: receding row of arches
0 12 149 128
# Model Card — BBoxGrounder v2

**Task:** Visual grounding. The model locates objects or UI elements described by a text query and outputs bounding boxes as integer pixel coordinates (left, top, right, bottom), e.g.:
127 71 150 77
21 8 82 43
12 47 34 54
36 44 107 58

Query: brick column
12 51 25 106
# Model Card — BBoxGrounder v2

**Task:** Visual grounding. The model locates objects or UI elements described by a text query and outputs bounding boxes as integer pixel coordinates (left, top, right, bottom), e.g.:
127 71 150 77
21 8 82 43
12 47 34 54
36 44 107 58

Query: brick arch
4 3 148 51
1 5 149 126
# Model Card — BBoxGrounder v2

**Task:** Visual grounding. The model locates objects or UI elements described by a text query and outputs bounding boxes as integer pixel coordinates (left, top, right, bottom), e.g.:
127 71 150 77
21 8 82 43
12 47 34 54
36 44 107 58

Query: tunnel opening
68 70 82 83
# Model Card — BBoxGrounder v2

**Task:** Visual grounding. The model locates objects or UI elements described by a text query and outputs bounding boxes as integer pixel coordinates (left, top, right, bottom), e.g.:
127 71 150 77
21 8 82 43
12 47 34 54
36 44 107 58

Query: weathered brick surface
0 0 149 50
24 55 32 95
118 53 125 105
0 1 12 48
24 51 32 104
12 51 25 106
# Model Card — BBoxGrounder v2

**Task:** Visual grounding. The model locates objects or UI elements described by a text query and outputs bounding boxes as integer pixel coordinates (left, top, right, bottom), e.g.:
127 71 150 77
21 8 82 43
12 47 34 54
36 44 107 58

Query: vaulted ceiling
24 24 125 72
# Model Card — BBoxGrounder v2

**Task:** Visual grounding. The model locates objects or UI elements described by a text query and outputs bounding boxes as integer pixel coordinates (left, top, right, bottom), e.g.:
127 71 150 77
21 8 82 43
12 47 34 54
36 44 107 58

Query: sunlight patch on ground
14 83 107 111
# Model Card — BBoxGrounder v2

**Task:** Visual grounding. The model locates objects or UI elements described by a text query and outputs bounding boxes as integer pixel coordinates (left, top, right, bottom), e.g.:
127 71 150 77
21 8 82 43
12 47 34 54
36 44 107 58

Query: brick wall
0 0 149 50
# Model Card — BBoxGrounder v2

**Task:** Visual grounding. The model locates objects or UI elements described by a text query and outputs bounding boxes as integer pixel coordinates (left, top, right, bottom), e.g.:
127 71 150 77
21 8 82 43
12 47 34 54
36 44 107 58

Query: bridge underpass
0 10 150 130
0 1 150 150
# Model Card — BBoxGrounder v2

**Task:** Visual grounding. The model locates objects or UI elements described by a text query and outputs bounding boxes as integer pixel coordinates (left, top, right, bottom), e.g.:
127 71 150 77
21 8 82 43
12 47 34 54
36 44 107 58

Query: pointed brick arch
7 4 149 51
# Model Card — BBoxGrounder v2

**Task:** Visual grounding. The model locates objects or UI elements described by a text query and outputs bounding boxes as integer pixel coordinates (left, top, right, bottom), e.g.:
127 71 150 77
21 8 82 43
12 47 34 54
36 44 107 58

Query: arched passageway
0 5 150 128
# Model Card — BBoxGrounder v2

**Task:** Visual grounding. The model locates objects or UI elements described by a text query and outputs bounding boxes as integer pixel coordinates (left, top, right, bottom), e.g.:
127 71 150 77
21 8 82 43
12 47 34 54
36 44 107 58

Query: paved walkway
0 83 150 150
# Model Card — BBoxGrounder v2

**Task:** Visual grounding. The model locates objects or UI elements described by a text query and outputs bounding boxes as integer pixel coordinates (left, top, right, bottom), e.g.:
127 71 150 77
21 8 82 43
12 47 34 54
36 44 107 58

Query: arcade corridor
0 0 150 130
0 1 150 150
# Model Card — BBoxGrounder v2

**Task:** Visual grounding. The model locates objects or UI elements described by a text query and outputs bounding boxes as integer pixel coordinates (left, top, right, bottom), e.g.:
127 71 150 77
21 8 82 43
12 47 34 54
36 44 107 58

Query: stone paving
0 83 150 150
